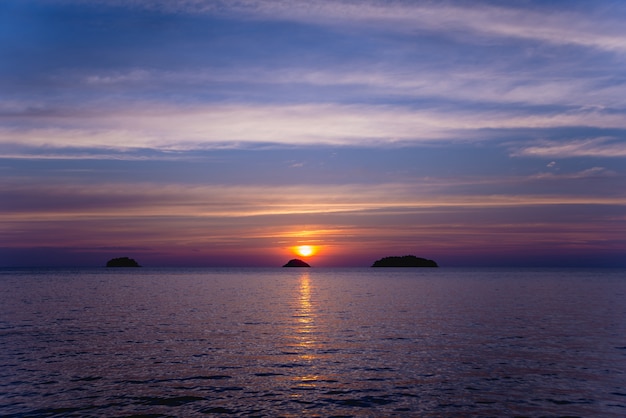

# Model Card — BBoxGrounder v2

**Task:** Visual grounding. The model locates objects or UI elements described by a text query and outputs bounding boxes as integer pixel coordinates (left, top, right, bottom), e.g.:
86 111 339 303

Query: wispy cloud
512 137 626 158
529 167 618 180
3 180 625 222
3 103 626 153
91 0 626 52
74 67 626 109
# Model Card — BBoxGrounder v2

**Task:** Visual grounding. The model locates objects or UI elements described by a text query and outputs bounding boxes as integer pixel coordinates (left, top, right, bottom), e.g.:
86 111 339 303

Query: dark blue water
1 267 625 417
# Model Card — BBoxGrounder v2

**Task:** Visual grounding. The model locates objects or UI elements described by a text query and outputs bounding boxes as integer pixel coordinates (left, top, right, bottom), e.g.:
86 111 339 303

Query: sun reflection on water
295 271 315 354
292 271 324 391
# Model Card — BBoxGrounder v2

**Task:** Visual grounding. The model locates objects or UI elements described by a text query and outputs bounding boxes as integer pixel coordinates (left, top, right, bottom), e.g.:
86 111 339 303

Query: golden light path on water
292 271 323 394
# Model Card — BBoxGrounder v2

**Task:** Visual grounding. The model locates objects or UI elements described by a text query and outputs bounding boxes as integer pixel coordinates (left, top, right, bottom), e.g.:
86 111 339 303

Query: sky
1 0 625 267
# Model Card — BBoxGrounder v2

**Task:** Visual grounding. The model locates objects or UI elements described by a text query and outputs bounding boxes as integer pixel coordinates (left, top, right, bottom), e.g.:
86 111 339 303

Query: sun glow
295 245 316 257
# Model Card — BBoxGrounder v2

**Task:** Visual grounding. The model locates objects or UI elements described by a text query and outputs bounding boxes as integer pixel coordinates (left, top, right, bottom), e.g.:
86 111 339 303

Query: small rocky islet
282 259 311 267
106 257 141 267
371 255 438 267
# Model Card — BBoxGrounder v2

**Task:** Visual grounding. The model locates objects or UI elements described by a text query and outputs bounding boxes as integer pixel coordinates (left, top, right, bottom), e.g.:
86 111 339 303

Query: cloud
74 66 626 109
4 102 626 154
3 180 625 221
529 167 617 181
84 69 152 85
83 0 626 53
512 137 626 158
6 2 626 158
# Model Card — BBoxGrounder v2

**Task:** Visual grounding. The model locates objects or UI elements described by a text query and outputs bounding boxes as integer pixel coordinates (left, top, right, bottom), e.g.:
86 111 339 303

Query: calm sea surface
1 267 625 417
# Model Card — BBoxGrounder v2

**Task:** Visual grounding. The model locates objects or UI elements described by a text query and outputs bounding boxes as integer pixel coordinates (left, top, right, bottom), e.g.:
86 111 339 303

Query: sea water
1 267 625 417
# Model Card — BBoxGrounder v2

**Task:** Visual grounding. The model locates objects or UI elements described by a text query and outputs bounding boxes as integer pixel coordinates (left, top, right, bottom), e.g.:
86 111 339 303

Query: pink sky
1 1 625 267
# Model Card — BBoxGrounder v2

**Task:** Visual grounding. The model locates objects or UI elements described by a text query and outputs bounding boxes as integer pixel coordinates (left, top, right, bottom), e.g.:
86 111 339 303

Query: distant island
283 259 311 267
106 257 141 267
372 255 438 267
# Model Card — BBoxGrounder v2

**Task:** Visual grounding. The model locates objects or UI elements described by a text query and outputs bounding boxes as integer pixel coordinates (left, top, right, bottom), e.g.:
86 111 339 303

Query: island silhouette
372 255 438 267
283 259 311 267
106 257 141 267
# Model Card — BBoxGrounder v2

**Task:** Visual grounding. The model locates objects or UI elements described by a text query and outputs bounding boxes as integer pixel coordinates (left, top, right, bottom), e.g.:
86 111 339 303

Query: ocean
1 267 625 417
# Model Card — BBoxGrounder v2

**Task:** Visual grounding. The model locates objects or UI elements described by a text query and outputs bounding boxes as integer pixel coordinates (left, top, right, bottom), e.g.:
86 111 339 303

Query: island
106 257 141 267
283 259 311 267
371 255 438 267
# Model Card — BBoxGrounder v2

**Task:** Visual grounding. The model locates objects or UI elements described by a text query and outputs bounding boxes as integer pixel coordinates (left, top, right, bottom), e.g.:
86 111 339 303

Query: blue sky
1 0 625 267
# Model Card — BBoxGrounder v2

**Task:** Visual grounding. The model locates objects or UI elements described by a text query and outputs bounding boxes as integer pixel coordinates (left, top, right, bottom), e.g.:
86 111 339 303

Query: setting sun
295 245 316 257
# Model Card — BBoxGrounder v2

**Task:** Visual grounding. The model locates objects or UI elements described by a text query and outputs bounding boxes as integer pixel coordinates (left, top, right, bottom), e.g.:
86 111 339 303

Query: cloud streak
4 103 626 154
91 0 626 52
71 66 626 109
512 137 626 158
3 180 624 221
